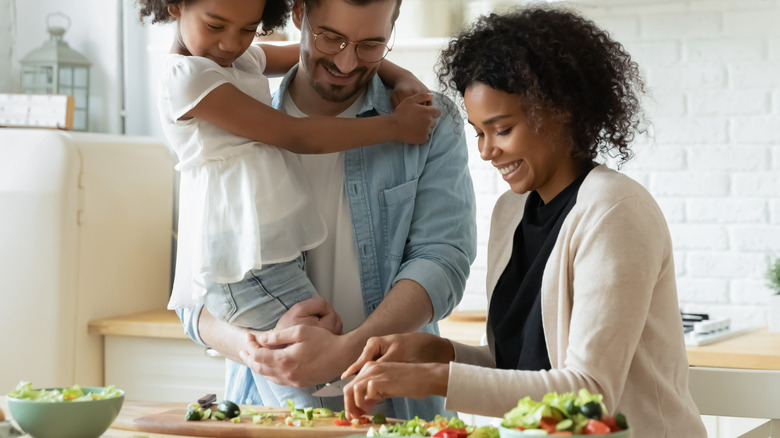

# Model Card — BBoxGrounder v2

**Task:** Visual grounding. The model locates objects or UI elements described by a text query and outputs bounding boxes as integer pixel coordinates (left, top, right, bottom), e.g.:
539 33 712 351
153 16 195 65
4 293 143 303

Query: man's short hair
303 0 402 23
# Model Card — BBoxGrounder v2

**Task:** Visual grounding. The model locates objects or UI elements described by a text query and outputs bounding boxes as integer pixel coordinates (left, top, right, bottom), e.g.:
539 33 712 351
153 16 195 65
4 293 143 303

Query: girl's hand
341 332 454 379
390 76 431 109
343 362 450 420
391 93 441 144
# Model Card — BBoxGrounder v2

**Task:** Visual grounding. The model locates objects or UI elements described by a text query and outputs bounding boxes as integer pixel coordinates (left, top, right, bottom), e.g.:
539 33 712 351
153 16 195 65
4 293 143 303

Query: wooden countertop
88 309 190 339
687 327 780 370
88 309 488 345
88 310 780 371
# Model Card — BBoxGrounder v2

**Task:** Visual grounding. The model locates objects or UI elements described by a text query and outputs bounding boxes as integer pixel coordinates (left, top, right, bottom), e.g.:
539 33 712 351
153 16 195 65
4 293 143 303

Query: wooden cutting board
112 401 384 437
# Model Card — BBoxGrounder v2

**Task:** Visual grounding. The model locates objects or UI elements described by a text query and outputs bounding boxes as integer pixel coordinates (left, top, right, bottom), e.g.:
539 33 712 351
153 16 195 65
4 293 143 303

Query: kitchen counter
89 310 780 370
88 309 488 346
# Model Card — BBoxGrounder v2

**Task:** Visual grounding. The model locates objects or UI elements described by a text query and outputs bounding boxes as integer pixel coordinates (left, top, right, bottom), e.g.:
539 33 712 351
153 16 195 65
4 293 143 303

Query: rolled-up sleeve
394 96 477 322
175 305 208 347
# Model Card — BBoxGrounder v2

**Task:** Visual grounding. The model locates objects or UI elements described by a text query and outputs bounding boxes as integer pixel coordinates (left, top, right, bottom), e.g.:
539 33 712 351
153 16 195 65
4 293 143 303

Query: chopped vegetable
7 381 122 402
217 400 241 419
185 409 203 421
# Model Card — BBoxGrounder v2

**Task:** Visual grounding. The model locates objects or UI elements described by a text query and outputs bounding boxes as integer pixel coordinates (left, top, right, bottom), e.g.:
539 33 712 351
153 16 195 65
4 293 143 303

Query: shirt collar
272 64 392 117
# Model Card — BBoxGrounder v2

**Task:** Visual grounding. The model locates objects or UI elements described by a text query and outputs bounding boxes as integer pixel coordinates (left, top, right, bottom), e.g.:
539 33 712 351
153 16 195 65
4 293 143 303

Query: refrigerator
0 128 175 394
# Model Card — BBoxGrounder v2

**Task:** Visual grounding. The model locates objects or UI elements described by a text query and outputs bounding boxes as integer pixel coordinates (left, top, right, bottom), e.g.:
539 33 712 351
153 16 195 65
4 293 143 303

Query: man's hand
275 296 343 334
239 325 364 388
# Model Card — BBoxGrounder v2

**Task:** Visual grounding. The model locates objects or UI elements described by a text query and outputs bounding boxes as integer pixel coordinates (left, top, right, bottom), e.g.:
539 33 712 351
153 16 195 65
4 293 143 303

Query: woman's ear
291 0 304 29
168 3 182 19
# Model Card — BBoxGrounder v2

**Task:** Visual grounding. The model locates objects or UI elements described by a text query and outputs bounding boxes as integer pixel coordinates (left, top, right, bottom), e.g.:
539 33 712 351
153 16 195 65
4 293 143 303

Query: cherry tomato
540 416 559 433
433 427 469 438
601 415 619 432
583 419 612 435
333 418 350 426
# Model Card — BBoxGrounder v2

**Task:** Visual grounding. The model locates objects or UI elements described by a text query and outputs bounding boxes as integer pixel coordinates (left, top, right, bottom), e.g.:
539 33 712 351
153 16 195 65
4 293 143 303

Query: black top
489 174 587 370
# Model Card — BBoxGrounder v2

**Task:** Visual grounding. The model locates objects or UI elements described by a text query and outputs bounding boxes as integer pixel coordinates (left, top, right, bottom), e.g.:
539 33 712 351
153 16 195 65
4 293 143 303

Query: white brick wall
390 0 780 328
575 0 780 325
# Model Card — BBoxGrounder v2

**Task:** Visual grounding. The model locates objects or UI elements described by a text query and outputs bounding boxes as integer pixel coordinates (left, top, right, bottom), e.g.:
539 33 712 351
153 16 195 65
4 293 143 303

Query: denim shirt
177 66 477 420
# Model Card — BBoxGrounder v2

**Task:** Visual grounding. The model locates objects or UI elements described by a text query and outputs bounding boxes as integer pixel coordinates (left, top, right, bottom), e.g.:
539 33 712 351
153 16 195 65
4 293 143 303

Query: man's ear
168 3 182 19
291 0 304 30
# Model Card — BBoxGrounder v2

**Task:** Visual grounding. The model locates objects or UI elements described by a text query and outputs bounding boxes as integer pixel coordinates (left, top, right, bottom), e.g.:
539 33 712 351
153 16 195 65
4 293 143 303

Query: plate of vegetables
499 389 629 437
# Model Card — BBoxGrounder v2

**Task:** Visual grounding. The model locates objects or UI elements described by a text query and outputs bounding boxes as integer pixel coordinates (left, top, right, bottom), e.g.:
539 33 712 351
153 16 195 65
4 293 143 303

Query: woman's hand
342 332 455 379
390 93 441 145
343 362 450 420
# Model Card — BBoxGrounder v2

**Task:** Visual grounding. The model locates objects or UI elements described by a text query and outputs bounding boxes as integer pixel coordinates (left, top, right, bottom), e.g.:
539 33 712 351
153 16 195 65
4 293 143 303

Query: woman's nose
480 138 499 161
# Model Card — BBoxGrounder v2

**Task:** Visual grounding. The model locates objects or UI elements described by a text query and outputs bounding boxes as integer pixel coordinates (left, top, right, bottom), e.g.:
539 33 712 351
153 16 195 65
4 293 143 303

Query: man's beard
306 56 374 103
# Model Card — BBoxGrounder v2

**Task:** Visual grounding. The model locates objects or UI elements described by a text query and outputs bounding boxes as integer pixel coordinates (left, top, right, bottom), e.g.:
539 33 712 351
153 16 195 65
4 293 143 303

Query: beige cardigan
445 165 706 437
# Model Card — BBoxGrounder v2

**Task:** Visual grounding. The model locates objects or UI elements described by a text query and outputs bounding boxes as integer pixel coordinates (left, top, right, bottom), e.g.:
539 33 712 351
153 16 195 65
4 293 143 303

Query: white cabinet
103 335 225 403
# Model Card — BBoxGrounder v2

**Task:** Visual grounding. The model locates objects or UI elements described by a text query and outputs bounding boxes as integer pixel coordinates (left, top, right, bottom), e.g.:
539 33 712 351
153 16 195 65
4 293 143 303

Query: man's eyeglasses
304 14 393 63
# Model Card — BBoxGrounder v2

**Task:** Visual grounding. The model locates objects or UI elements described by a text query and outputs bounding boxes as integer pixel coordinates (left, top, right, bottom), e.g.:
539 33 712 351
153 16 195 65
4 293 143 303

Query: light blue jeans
203 255 327 409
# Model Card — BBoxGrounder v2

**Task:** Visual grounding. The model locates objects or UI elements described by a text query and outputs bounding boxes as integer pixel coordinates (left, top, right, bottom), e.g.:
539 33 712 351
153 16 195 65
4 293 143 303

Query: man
177 0 476 420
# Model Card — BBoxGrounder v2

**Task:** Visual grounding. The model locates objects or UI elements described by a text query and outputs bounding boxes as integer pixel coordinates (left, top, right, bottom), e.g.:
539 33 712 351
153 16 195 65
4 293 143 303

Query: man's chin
313 81 362 104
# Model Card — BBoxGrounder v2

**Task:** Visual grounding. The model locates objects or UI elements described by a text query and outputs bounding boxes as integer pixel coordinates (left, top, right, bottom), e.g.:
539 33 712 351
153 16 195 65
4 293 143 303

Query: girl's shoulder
162 54 226 81
234 45 267 74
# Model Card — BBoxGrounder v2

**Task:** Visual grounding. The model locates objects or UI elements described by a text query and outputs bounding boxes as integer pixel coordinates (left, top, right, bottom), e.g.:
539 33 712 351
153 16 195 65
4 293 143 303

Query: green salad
7 381 123 402
501 389 628 435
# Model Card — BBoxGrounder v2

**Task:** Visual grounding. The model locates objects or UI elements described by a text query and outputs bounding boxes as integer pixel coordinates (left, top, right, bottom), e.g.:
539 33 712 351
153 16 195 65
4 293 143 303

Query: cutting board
112 402 385 437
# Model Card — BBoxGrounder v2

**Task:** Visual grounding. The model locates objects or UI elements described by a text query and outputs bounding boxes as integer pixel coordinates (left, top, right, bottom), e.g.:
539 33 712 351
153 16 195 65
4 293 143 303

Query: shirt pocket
380 178 418 261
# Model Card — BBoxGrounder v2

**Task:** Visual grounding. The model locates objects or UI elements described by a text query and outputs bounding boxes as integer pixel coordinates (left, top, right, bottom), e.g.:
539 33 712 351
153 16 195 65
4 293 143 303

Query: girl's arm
258 42 300 75
377 61 431 108
184 83 439 153
260 42 429 105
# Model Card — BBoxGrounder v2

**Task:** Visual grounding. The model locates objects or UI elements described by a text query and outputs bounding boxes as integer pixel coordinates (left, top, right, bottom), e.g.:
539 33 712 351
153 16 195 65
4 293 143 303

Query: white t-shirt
159 45 327 309
282 92 365 333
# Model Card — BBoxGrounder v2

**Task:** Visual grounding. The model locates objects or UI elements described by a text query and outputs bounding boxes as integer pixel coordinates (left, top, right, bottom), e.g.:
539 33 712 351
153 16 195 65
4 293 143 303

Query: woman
341 6 707 437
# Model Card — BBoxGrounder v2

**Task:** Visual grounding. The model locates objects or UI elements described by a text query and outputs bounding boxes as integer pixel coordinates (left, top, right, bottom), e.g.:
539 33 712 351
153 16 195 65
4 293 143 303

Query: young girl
137 0 439 408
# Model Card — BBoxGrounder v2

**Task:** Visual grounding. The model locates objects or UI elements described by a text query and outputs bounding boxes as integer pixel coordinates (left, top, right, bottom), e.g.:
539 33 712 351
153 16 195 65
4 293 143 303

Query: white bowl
499 425 631 437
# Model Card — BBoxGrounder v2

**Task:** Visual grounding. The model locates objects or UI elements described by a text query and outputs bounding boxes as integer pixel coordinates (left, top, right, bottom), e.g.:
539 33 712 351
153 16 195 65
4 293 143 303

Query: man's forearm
197 307 252 363
347 279 433 346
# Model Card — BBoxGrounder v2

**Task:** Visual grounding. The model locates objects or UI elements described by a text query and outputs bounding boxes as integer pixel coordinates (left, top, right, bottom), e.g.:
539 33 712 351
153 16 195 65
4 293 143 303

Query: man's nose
332 43 359 74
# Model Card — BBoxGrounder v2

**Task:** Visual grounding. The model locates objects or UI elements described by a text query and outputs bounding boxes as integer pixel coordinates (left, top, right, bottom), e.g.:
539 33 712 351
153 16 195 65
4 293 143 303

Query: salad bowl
499 425 631 437
7 383 124 438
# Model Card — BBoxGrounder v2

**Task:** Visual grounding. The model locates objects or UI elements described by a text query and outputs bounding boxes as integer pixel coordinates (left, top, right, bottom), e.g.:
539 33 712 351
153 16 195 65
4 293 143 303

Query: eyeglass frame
302 12 395 63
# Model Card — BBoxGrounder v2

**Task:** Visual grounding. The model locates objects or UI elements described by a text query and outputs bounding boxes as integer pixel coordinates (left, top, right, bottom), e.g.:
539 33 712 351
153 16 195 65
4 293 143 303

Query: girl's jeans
204 255 330 409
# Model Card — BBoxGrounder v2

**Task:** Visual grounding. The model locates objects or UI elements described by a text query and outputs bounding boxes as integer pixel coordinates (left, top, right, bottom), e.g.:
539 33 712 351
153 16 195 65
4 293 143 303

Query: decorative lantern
20 12 91 131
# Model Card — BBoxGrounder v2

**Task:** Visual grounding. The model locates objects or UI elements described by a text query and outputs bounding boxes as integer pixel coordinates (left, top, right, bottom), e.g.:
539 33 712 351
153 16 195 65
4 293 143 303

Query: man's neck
288 67 367 117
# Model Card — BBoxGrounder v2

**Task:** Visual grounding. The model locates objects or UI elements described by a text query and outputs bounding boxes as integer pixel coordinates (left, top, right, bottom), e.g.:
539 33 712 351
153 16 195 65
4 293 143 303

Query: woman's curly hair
136 0 291 36
437 6 647 165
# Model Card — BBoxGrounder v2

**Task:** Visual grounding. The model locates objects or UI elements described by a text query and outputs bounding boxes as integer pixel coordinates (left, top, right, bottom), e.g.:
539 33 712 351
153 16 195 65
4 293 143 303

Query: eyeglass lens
315 31 389 62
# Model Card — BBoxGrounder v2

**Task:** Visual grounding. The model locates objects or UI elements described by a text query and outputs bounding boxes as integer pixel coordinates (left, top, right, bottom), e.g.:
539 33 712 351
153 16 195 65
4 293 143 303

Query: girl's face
464 82 579 204
168 0 266 67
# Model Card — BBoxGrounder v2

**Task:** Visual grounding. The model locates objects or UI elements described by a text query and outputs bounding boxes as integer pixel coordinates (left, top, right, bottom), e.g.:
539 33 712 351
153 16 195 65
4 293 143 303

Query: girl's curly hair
136 0 291 36
437 6 647 165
